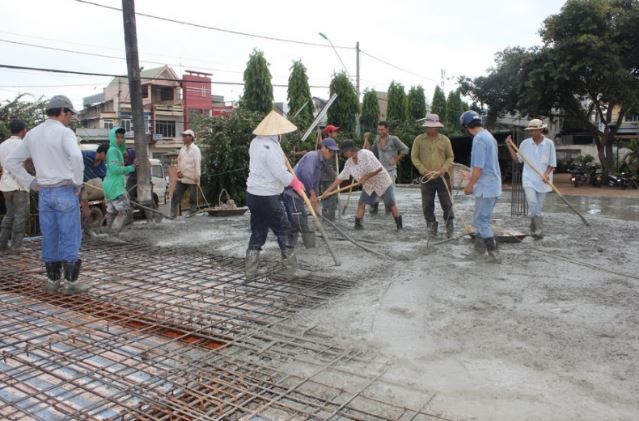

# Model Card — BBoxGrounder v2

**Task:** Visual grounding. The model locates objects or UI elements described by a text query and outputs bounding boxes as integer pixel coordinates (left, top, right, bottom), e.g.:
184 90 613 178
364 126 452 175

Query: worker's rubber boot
111 212 128 235
369 202 379 216
531 216 544 240
61 260 91 295
245 249 260 282
301 231 316 248
473 237 486 257
394 215 403 230
354 217 363 230
281 249 310 279
484 237 501 263
446 220 454 239
0 229 10 251
43 262 63 293
427 221 438 238
10 233 25 253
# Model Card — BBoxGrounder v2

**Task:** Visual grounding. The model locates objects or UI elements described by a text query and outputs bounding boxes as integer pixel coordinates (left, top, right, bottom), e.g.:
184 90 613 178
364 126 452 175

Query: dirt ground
122 186 639 421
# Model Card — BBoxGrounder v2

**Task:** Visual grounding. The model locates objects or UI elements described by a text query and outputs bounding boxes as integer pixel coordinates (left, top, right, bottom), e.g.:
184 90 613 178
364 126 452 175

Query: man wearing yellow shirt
411 114 455 238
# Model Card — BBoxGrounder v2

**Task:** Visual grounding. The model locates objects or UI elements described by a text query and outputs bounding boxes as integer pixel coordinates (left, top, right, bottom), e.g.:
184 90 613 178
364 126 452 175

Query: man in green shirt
411 114 455 238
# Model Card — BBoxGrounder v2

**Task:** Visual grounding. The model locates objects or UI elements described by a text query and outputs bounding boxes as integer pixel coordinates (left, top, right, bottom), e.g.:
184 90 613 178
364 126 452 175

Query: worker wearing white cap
245 111 305 281
171 129 201 217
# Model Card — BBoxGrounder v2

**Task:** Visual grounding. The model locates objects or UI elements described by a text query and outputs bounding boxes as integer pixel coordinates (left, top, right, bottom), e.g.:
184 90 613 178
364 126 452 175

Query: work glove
289 176 305 196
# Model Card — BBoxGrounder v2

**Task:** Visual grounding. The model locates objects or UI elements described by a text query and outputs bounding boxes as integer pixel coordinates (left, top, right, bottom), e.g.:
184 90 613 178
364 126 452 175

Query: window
625 114 639 122
160 87 173 101
155 120 176 138
142 88 149 99
120 119 132 132
104 119 113 130
151 164 164 179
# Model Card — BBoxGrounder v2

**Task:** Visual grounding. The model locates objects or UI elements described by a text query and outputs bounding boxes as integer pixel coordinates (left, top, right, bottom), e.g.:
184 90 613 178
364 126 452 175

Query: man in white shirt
506 119 557 239
0 119 29 252
245 111 305 281
5 95 87 295
322 140 403 231
171 129 201 217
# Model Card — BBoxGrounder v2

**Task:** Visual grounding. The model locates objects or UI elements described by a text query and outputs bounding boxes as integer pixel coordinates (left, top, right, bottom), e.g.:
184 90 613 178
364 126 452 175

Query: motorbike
605 172 638 189
570 166 588 187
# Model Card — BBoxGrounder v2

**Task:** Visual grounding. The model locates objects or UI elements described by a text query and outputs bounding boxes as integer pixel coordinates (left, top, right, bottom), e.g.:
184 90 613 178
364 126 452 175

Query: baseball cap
322 124 340 135
339 139 357 153
47 95 79 114
181 129 195 137
320 138 340 151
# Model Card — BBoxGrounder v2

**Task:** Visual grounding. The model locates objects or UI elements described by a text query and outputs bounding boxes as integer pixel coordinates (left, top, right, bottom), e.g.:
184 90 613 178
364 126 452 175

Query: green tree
240 49 273 114
445 90 464 132
327 72 358 137
360 89 380 134
431 86 447 123
386 81 407 124
460 0 639 176
195 109 265 205
407 85 426 122
0 94 48 139
287 60 313 130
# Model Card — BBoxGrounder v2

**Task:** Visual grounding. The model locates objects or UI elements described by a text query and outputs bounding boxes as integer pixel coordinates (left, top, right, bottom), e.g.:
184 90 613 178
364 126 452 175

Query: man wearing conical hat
245 111 306 281
505 119 556 239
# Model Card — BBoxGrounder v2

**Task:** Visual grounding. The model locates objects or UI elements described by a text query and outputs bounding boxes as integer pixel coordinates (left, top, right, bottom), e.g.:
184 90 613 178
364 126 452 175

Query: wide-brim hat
524 119 547 131
253 111 297 136
419 113 444 128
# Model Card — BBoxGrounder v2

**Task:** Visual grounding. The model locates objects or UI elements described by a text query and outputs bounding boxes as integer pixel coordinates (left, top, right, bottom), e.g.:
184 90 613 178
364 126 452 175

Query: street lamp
319 32 350 76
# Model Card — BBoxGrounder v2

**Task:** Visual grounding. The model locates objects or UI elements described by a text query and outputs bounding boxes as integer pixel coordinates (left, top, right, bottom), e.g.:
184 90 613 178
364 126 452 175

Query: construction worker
171 129 201 217
319 124 340 221
0 119 29 252
102 127 135 235
245 111 306 281
460 110 502 262
283 138 340 248
80 143 108 236
5 95 88 294
363 121 409 215
323 140 403 231
411 114 455 238
505 119 556 239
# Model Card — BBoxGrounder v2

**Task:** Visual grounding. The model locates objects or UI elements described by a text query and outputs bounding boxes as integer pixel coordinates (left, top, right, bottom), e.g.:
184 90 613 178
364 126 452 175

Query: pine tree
359 89 380 134
446 89 464 129
407 85 426 122
327 72 358 136
287 60 314 130
240 49 273 114
386 81 407 124
431 86 447 123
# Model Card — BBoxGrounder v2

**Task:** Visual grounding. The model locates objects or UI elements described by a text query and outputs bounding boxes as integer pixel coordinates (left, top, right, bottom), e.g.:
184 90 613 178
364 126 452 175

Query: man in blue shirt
283 138 339 248
82 143 108 182
460 111 502 262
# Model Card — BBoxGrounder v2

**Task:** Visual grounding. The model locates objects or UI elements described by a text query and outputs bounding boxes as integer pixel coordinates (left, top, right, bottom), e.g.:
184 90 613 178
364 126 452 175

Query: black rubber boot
369 202 379 215
531 216 544 239
473 237 486 256
394 215 403 230
446 220 454 239
61 260 91 295
44 262 63 293
281 249 310 279
354 217 363 230
427 221 438 238
245 249 260 281
301 231 316 248
483 237 501 263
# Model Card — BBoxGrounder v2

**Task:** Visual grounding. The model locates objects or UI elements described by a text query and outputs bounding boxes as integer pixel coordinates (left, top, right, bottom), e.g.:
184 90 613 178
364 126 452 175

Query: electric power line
0 63 330 89
74 0 355 50
360 49 439 83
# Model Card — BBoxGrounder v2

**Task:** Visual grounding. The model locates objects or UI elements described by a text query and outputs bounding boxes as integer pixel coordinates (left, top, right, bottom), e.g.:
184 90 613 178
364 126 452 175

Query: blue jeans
523 187 546 217
473 196 498 239
282 189 312 234
245 192 293 253
39 186 82 263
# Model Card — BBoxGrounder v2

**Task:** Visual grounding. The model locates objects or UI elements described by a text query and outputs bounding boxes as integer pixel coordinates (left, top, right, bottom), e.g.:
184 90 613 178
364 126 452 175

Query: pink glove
290 176 305 195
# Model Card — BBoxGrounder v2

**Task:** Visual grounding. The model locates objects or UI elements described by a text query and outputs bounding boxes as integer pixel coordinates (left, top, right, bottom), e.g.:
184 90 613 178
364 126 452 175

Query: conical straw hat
253 111 297 136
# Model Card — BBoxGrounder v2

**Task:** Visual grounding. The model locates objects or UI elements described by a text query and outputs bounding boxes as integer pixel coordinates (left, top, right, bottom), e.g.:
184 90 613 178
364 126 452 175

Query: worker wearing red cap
319 124 340 221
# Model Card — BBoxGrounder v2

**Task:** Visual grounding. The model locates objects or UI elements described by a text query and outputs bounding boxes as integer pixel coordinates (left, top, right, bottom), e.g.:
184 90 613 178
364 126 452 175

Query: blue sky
0 0 566 109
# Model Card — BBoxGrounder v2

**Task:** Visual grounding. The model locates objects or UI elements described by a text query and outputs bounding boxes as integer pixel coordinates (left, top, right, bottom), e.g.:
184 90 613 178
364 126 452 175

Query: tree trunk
595 133 608 177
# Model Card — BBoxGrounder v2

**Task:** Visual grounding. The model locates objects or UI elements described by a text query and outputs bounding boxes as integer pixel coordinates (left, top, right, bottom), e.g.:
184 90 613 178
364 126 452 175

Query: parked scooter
605 172 637 189
570 166 588 187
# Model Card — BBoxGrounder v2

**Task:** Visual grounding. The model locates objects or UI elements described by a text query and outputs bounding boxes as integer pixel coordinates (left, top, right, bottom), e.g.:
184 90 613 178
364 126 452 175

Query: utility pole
355 41 360 136
122 0 152 208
